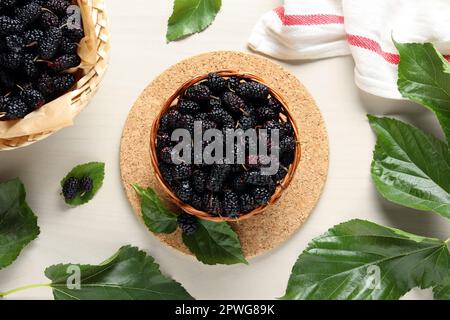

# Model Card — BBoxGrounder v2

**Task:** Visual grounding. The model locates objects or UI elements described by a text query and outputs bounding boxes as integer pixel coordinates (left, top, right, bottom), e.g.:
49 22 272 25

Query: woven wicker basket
150 70 302 222
0 0 110 151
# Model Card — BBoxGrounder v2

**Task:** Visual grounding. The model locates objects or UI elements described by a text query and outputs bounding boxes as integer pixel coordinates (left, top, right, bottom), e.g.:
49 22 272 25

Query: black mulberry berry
15 2 42 25
0 52 23 70
3 96 28 120
246 171 273 186
190 193 204 211
238 114 256 130
231 172 248 193
237 82 269 100
184 84 211 102
280 136 296 154
44 0 71 16
39 27 62 59
53 73 75 93
166 109 182 128
80 176 93 193
0 16 24 36
173 163 192 180
19 86 45 110
174 180 193 202
23 29 44 44
228 76 241 91
39 10 59 28
204 194 223 216
256 106 277 122
159 163 174 185
5 35 24 53
177 213 198 236
223 190 240 218
158 146 173 164
48 54 81 72
192 170 206 193
178 100 200 115
207 73 227 93
62 177 80 200
252 187 271 206
222 92 246 114
206 165 231 193
239 193 257 213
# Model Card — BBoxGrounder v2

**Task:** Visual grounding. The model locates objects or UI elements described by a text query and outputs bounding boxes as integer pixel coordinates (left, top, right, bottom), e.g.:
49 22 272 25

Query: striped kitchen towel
248 0 450 99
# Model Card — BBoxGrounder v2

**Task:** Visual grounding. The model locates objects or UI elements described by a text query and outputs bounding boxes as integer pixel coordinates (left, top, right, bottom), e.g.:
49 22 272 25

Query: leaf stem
0 283 51 298
445 237 450 244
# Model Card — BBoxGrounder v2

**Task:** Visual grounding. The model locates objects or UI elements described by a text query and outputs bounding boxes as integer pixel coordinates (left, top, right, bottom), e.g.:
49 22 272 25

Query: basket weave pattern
0 0 110 151
150 70 302 222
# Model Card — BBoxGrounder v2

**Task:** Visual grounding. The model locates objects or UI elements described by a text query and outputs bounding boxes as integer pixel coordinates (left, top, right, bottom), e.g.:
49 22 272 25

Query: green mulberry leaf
45 245 194 300
167 0 222 42
182 219 247 265
132 185 178 234
434 270 450 300
283 219 450 300
396 41 450 145
369 115 450 218
0 178 40 269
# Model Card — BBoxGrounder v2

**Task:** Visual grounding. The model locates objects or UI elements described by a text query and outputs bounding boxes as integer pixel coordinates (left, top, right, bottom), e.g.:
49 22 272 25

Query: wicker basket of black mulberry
0 0 110 151
150 70 302 222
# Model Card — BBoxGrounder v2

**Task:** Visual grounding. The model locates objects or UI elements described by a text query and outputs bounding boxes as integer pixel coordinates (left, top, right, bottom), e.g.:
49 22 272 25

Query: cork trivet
120 51 329 258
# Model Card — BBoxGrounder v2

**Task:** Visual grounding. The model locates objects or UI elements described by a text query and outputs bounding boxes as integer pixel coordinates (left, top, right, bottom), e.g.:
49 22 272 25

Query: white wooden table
1 0 448 300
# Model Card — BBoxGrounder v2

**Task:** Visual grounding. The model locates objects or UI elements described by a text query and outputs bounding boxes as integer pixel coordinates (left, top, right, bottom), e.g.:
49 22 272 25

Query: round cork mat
120 51 329 259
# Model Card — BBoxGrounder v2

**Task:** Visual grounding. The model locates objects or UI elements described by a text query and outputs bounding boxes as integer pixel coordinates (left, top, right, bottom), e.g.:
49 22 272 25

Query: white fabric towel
249 0 450 99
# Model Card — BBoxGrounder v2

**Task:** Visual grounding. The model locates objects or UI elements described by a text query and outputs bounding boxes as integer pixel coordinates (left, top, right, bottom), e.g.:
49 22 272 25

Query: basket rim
150 70 302 222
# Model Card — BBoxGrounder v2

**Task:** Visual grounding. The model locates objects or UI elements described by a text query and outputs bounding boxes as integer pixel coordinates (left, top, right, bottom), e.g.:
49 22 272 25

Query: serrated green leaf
167 0 222 42
0 179 40 269
45 245 194 300
61 162 105 206
368 115 450 218
132 185 178 234
282 219 450 300
395 41 450 145
182 219 247 265
433 271 450 300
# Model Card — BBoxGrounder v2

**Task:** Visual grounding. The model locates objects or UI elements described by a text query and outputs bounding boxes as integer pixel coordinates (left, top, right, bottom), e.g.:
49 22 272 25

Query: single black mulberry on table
156 72 297 218
62 177 80 200
177 213 198 236
0 0 84 121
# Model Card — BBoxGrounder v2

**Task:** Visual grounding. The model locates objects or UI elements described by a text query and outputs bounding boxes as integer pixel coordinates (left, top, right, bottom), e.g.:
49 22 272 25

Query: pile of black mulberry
156 73 297 219
0 0 84 120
